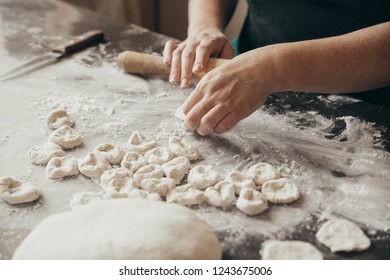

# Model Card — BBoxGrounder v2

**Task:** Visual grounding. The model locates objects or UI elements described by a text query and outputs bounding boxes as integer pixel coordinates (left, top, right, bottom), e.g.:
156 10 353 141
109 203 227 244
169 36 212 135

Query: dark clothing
237 0 390 108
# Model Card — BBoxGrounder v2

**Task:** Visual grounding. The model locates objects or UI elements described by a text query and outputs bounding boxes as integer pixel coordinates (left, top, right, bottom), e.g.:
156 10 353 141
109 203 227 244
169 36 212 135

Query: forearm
188 0 238 35
265 22 390 94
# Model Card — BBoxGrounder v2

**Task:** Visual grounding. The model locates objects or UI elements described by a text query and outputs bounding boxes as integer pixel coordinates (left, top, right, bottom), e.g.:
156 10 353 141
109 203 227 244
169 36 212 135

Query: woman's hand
163 27 234 88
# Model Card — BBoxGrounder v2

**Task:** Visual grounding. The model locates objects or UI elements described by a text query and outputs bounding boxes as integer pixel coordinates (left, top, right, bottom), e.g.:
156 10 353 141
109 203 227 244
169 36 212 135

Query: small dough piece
162 156 190 184
46 155 79 180
174 103 186 121
316 219 371 252
0 177 41 205
134 164 164 182
47 109 74 130
261 178 300 204
166 184 204 206
225 170 256 195
187 165 221 189
121 152 147 172
204 181 235 208
246 162 281 186
13 199 222 260
69 191 105 210
144 147 175 165
260 240 323 260
28 142 66 165
93 143 125 165
140 178 176 197
127 131 158 155
100 168 139 198
78 153 112 180
127 188 162 201
236 188 268 216
168 136 200 161
49 125 82 149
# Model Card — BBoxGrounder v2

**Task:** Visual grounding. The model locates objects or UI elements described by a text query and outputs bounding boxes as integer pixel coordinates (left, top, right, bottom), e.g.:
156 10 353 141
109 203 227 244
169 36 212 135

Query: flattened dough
169 136 200 161
46 155 79 180
246 162 281 186
49 125 82 149
162 156 190 184
261 178 300 204
127 131 157 155
47 109 74 130
93 143 125 165
260 240 323 260
13 199 222 260
78 153 112 180
0 177 41 205
236 188 268 216
316 219 371 252
28 142 65 165
187 165 221 189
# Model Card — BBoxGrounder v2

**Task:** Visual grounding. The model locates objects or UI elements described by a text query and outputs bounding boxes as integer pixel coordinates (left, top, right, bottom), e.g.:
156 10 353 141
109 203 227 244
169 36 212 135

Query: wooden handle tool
117 50 228 81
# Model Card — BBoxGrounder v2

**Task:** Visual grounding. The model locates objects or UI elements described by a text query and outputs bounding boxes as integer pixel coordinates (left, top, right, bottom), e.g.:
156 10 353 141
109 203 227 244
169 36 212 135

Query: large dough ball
13 199 222 260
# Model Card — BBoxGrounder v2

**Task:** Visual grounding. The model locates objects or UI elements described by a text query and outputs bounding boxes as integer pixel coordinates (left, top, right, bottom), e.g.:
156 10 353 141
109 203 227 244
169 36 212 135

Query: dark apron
236 0 390 108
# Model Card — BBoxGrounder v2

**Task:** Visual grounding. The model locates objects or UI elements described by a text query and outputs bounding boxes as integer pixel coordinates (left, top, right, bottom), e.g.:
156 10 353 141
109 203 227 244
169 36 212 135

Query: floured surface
1 0 390 260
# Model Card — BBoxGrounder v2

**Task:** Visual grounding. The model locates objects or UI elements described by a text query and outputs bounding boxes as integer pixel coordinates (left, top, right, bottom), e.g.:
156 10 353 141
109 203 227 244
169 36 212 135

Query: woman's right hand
162 27 234 88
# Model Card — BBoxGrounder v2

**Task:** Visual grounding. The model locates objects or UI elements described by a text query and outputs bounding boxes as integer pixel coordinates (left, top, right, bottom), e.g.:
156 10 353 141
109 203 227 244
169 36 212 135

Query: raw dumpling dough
127 131 158 155
225 170 256 195
162 156 190 184
315 219 371 252
140 178 176 197
0 177 41 205
127 189 162 201
49 125 82 149
121 152 147 173
260 240 323 260
187 165 221 189
166 184 204 206
261 178 300 204
100 168 139 198
13 199 221 260
28 142 65 165
133 164 164 182
236 188 268 216
204 181 235 208
69 191 105 210
93 143 125 165
168 136 200 161
144 146 175 165
47 109 74 130
246 162 281 186
46 155 79 180
78 153 112 180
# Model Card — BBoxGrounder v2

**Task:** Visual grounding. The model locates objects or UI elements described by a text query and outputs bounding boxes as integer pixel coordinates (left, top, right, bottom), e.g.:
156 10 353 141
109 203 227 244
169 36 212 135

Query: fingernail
183 123 194 133
192 64 202 73
180 78 189 88
170 73 179 84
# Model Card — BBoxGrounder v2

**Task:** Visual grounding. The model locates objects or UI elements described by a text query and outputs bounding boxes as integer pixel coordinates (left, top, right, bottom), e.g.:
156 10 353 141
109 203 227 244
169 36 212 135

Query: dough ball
78 153 112 180
127 131 157 155
144 146 175 165
166 184 204 206
121 152 147 173
315 219 371 252
204 181 235 208
47 109 74 130
133 164 164 182
246 162 281 186
93 143 125 165
28 142 65 166
260 240 323 260
169 136 200 161
12 199 222 259
261 178 300 204
0 177 41 205
46 155 79 180
236 188 268 216
162 156 190 184
187 165 221 189
225 170 256 195
49 125 82 149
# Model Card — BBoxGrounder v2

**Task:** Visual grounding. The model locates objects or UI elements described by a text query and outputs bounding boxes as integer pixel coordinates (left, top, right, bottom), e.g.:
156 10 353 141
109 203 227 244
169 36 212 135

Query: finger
183 97 214 133
197 103 230 136
213 111 240 134
192 39 213 75
219 42 235 59
170 45 184 84
180 47 196 88
162 40 177 65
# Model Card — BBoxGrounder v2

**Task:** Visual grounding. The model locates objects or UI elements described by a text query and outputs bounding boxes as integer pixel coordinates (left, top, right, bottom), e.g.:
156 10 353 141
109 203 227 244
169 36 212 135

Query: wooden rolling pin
117 50 228 80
